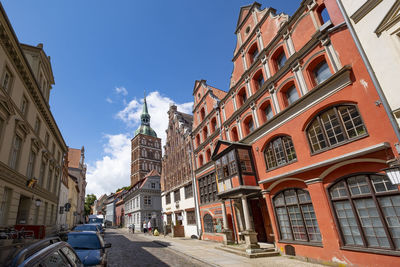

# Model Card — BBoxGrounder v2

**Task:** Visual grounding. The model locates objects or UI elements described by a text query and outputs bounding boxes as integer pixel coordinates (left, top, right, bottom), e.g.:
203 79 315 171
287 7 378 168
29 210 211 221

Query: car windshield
67 234 101 250
73 225 98 231
88 218 103 224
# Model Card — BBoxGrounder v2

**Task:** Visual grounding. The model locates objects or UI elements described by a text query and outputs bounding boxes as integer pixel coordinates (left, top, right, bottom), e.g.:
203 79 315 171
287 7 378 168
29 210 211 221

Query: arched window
237 87 247 106
206 149 211 162
243 116 255 135
248 43 259 65
284 85 299 106
202 126 208 140
264 136 297 170
231 127 239 142
198 154 204 167
317 4 330 25
210 117 217 133
200 108 205 121
273 47 287 71
203 214 214 233
313 60 332 85
260 101 274 123
253 71 264 91
274 189 321 242
306 105 367 153
329 174 400 250
196 134 201 147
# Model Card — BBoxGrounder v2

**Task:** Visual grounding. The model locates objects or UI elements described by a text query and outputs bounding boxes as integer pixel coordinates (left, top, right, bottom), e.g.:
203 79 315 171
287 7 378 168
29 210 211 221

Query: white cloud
115 86 128 96
86 90 193 197
106 97 113 103
117 91 193 147
86 134 131 197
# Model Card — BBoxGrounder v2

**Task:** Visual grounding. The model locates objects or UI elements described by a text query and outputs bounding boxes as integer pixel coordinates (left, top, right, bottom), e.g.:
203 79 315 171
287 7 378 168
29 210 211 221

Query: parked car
72 224 104 237
67 231 111 266
5 237 83 267
87 223 105 237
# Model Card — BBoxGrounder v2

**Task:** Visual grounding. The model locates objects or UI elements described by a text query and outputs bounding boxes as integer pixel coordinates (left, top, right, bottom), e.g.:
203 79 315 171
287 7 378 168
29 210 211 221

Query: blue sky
2 0 298 196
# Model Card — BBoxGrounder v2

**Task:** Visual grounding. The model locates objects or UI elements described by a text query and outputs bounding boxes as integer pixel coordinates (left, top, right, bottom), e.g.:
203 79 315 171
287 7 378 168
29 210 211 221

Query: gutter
335 0 400 152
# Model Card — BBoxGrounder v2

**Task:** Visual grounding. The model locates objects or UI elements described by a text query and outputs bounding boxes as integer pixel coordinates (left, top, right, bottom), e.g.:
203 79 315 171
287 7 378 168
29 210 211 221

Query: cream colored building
340 0 400 125
0 3 67 235
66 174 79 229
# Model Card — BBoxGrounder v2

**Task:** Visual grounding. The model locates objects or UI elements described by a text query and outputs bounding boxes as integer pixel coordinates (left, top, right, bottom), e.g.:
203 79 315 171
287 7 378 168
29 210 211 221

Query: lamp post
35 198 42 207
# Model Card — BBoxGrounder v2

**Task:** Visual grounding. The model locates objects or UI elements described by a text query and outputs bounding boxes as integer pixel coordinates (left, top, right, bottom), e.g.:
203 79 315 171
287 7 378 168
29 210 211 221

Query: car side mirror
104 243 111 248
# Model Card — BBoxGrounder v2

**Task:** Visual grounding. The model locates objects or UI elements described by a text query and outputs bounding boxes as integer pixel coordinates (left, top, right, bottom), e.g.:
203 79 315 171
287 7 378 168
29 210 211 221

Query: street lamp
383 165 400 185
35 198 42 207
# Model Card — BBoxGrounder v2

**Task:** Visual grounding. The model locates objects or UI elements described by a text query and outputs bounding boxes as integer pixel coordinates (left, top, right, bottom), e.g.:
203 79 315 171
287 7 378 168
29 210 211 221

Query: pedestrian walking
147 220 152 235
143 221 147 234
131 224 135 234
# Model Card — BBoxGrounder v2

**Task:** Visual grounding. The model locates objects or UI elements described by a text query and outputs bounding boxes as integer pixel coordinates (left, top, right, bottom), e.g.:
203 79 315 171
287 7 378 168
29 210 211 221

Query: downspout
335 0 400 150
188 135 202 239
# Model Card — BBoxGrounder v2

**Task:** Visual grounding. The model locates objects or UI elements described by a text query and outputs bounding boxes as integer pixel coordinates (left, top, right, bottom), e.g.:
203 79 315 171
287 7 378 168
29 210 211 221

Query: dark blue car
67 231 111 266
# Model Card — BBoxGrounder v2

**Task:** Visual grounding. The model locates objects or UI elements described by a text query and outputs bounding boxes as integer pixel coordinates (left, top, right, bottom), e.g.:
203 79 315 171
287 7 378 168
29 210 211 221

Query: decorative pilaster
241 195 260 251
269 85 281 114
292 61 308 96
250 102 260 128
221 200 234 245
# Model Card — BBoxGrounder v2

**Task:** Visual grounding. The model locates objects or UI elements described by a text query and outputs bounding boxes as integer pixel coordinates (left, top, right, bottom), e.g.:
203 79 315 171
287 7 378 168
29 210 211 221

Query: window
249 45 259 64
256 73 264 90
246 117 254 134
166 193 171 204
318 5 330 25
9 135 22 169
187 211 196 225
276 51 287 69
238 149 253 173
26 149 37 179
43 250 70 266
200 108 205 121
185 183 193 199
285 85 299 106
329 174 400 250
1 67 12 93
307 105 367 153
174 189 181 202
238 88 247 105
211 118 217 133
313 60 332 85
203 214 214 233
264 136 297 170
151 182 156 189
273 189 321 242
264 104 273 121
45 132 49 147
47 167 53 191
53 170 59 193
20 95 29 117
0 187 12 225
144 196 152 206
198 154 204 167
231 127 239 142
215 151 237 192
199 173 217 204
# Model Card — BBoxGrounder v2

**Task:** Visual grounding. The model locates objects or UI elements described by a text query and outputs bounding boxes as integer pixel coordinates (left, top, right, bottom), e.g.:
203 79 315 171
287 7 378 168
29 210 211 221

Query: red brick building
192 1 400 266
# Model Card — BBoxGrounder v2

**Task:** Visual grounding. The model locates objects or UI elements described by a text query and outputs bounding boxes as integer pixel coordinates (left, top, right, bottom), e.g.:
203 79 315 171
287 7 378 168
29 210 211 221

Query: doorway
16 195 31 224
249 198 269 243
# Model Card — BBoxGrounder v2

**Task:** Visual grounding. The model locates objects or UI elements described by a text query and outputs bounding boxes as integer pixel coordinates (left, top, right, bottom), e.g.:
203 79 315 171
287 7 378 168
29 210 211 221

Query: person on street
131 223 135 234
143 221 147 234
147 220 152 235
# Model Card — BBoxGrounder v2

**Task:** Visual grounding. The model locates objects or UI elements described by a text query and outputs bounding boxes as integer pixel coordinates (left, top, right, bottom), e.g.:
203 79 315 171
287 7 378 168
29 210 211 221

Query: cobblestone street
105 228 207 267
105 228 323 267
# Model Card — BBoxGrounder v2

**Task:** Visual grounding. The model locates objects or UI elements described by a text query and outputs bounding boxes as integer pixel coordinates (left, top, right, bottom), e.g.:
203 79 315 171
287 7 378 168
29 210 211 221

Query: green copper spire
135 92 157 137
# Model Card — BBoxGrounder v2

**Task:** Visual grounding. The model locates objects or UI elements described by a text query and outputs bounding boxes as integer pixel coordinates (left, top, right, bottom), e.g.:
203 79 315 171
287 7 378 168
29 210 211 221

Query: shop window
199 173 217 204
274 189 322 242
285 85 300 106
264 136 297 170
203 214 214 233
306 105 367 153
313 60 332 85
231 127 239 142
329 174 400 250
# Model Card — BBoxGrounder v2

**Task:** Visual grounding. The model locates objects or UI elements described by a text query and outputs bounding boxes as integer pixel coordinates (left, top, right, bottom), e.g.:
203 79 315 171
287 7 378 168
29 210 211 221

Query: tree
84 194 97 216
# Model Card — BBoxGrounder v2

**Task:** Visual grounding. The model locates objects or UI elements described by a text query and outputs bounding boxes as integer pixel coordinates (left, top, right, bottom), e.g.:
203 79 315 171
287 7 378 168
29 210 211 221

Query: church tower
130 94 162 186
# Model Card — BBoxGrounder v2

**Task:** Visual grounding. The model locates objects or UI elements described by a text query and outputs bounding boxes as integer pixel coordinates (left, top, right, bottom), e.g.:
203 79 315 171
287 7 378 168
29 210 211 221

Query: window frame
198 173 218 204
264 135 297 171
313 60 332 85
272 188 322 245
306 104 368 155
1 65 13 93
328 173 400 254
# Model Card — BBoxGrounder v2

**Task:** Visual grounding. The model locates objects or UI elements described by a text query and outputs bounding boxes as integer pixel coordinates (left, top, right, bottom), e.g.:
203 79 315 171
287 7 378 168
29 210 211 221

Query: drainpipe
335 0 400 150
188 136 202 239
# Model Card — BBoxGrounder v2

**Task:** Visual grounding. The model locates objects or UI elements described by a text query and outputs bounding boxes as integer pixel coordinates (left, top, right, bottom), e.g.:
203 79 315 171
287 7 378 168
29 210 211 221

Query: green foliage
115 185 131 192
84 194 97 216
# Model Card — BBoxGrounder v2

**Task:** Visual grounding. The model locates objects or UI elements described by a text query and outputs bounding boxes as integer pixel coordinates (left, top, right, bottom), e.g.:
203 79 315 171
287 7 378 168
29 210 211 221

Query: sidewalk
125 229 323 267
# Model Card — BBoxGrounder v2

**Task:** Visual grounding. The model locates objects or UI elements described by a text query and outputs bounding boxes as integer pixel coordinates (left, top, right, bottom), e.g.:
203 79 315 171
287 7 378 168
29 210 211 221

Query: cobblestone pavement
104 228 208 267
106 228 323 267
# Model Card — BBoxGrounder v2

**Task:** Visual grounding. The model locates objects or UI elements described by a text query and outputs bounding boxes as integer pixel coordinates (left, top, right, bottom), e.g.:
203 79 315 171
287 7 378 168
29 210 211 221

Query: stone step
216 245 281 258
